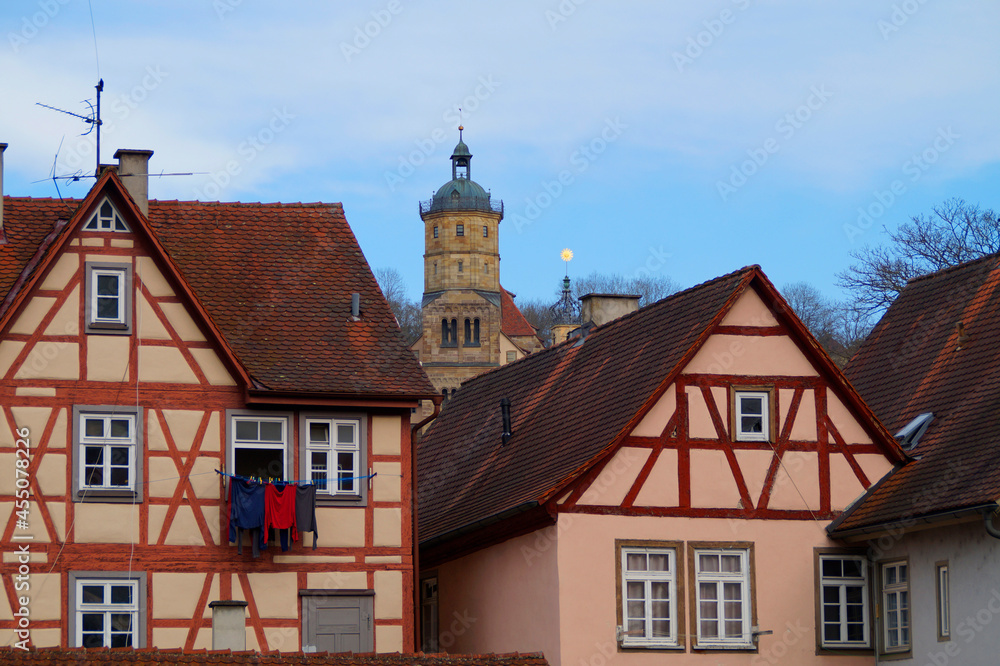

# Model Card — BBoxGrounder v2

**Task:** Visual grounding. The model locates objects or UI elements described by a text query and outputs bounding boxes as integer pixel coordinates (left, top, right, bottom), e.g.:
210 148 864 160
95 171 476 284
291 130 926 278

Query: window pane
886 567 897 586
101 201 113 217
627 619 645 637
845 586 863 604
84 465 103 486
110 447 129 466
741 416 762 433
234 447 283 479
899 564 907 582
111 613 133 631
651 601 670 620
309 422 330 443
626 553 646 571
741 397 762 415
822 559 841 578
259 421 283 442
843 559 863 578
97 274 119 296
110 467 129 487
82 586 104 604
85 419 104 438
721 554 741 573
85 446 104 465
651 582 669 601
235 420 257 441
700 620 718 638
625 581 644 600
652 619 670 638
699 554 720 572
824 624 839 642
823 605 839 623
110 585 132 605
81 633 105 648
110 632 132 648
626 600 645 619
725 620 743 638
97 297 119 319
337 424 355 444
110 419 130 438
648 553 669 571
847 623 864 641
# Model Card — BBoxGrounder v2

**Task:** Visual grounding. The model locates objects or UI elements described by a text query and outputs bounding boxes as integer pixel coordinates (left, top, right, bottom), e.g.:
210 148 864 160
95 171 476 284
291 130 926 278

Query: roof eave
829 502 999 541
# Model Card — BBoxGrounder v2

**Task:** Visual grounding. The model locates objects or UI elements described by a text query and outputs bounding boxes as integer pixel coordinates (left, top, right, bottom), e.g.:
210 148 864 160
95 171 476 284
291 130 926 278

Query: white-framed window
72 406 142 503
734 390 770 442
228 413 290 481
694 548 752 648
619 546 679 647
818 554 869 648
881 560 910 652
936 562 950 641
85 262 132 334
83 198 130 232
74 578 139 647
299 413 367 505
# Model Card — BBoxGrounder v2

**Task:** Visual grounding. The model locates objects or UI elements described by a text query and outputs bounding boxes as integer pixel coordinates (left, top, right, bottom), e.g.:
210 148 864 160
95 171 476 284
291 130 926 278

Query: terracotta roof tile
499 287 538 338
1 192 435 399
834 253 1000 532
418 267 755 542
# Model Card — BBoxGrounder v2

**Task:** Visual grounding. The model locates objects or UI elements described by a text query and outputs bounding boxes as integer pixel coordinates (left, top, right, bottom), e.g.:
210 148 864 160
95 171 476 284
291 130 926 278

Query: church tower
415 128 542 406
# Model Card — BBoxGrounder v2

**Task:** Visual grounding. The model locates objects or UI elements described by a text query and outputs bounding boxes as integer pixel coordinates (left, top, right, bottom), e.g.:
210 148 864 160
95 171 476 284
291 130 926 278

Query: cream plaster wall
374 507 402 547
685 334 818 377
372 415 402 455
14 341 79 380
138 295 171 340
306 570 367 590
86 335 130 381
39 253 79 290
42 288 79 336
74 503 140 543
555 513 873 666
138 346 199 383
374 462 402 502
436 528 561 663
158 303 206 341
377 625 404 653
0 340 25 377
9 297 55 335
316 507 365 547
190 348 236 386
247 572 298 618
137 257 174 297
152 573 217 618
374 570 403 619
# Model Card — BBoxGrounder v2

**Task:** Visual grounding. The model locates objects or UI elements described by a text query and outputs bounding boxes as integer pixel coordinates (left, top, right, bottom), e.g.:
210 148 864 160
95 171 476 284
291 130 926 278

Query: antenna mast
35 78 104 176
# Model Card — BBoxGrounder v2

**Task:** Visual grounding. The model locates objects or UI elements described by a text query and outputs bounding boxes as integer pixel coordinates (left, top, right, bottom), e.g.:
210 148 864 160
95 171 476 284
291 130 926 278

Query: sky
2 1 998 308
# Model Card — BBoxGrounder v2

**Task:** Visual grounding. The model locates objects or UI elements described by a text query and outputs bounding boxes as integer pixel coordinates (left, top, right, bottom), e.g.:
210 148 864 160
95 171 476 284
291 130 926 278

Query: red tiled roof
833 253 1000 533
0 648 549 665
0 181 435 399
418 267 755 543
499 288 538 338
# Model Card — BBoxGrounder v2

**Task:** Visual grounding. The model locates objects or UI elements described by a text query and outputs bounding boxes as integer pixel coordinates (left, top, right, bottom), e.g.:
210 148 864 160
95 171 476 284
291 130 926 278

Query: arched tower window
458 261 463 273
474 318 480 344
450 319 458 344
464 318 472 344
441 319 450 345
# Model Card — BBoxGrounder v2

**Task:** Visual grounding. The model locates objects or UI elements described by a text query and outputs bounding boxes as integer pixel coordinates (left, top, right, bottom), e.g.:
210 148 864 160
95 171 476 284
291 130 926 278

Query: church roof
500 287 539 338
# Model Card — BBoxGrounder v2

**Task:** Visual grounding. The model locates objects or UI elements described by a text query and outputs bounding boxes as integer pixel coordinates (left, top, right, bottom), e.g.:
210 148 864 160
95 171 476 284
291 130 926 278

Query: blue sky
2 1 998 306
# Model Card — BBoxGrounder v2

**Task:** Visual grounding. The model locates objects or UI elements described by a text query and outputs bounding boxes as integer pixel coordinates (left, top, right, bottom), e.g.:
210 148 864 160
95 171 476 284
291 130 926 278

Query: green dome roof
433 177 488 201
452 139 471 158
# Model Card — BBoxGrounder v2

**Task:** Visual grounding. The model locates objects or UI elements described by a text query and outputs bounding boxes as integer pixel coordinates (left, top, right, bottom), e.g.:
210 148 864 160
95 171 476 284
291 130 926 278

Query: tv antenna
36 79 104 176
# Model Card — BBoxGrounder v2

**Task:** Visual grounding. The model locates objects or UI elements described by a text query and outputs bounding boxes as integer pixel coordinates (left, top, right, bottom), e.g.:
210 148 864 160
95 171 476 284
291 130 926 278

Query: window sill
692 643 755 651
75 490 140 503
86 323 131 335
619 643 684 652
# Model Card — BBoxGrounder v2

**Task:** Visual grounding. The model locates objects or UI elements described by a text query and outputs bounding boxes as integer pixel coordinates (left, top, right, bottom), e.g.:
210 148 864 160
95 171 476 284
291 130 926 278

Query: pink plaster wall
685 334 819 377
577 447 649 507
435 529 561 661
633 449 678 507
719 288 779 327
631 385 675 437
555 513 874 666
826 388 872 444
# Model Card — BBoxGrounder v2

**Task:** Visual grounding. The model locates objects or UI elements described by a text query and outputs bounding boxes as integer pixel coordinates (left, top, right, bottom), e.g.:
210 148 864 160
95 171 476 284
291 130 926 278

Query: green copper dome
419 128 503 218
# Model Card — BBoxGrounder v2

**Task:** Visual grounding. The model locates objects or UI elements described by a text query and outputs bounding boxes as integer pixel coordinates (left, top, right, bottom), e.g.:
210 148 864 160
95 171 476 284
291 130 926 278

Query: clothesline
214 468 377 485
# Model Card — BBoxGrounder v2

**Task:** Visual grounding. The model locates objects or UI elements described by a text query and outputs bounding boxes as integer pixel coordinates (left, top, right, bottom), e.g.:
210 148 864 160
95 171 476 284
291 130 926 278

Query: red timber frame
0 177 416 651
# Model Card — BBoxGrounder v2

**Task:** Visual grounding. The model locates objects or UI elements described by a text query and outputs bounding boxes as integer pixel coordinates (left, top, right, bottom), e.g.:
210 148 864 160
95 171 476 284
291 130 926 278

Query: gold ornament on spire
561 248 574 262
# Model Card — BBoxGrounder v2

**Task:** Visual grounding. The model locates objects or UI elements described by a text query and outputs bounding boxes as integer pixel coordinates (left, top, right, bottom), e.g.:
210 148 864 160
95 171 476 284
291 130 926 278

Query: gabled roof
0 174 435 399
420 265 899 547
0 648 549 666
833 253 1000 534
499 287 538 338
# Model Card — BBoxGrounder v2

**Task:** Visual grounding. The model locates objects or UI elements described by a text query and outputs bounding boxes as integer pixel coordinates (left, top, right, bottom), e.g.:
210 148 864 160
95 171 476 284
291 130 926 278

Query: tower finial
458 124 464 141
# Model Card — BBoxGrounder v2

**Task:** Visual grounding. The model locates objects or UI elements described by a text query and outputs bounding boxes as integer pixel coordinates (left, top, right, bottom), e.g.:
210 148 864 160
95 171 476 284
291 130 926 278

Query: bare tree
373 267 422 344
839 199 999 313
781 282 873 367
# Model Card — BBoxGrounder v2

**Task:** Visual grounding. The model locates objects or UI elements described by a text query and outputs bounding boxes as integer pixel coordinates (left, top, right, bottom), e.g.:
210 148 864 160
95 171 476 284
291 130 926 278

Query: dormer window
84 199 130 232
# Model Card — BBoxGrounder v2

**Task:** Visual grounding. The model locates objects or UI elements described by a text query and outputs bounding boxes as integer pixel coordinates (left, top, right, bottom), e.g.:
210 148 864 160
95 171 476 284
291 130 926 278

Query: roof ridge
906 251 1000 285
150 199 343 208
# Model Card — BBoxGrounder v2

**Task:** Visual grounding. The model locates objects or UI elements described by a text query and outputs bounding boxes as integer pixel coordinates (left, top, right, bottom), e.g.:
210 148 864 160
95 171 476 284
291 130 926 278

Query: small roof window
83 198 130 232
895 412 934 451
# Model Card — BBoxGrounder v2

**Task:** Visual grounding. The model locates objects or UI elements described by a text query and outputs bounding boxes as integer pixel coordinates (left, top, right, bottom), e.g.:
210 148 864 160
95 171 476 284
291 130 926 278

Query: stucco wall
434 529 562 663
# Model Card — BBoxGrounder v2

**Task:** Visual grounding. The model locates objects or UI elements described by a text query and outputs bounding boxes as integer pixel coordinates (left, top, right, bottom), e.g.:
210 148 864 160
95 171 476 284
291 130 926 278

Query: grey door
302 595 374 653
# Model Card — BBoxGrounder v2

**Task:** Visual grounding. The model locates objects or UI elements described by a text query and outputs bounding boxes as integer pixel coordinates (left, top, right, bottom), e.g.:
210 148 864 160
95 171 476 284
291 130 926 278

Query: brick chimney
113 149 153 217
580 293 641 327
0 143 7 244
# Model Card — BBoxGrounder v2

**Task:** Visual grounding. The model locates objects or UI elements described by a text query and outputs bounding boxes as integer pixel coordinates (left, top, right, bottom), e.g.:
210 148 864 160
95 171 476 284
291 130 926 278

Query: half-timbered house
0 147 436 652
417 265 905 665
830 253 1000 664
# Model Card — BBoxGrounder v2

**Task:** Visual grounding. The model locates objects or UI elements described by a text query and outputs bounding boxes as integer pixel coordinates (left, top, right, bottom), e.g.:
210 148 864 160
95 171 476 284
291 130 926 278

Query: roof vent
956 321 970 350
500 397 513 446
895 412 934 451
351 293 360 320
